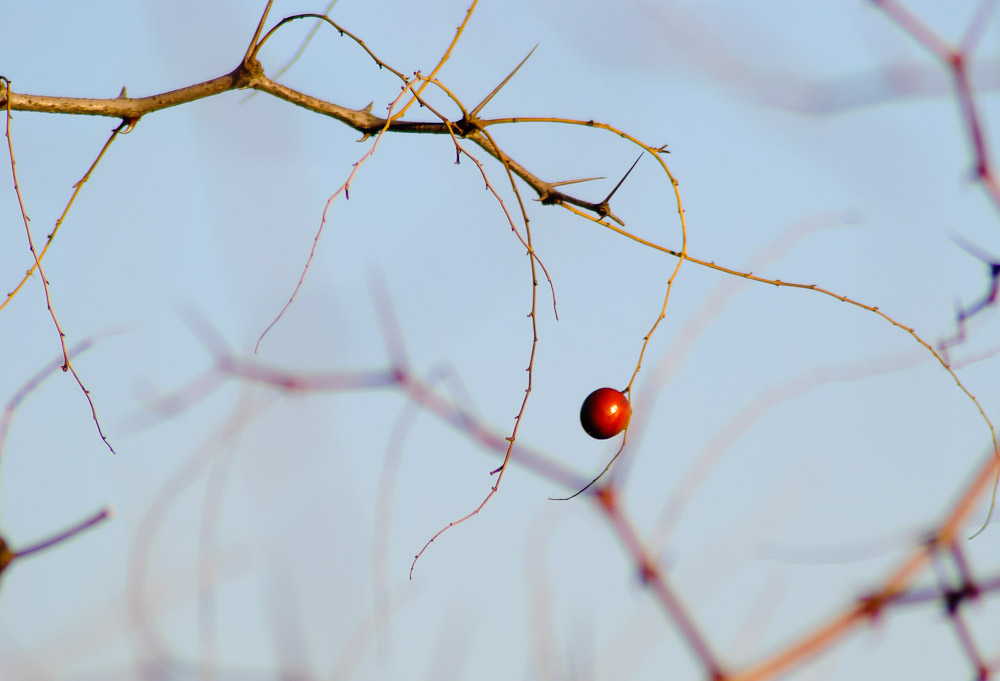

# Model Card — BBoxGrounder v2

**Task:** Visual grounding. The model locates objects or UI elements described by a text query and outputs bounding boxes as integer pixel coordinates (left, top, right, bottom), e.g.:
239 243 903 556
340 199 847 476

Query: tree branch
0 65 254 119
0 57 630 223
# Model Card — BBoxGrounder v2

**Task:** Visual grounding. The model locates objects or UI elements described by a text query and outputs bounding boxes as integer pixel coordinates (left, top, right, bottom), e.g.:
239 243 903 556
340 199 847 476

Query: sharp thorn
550 176 605 187
601 154 643 204
469 43 539 119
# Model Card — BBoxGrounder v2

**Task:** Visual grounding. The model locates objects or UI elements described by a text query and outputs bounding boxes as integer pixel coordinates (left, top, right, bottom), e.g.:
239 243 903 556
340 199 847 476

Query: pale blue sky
1 1 999 680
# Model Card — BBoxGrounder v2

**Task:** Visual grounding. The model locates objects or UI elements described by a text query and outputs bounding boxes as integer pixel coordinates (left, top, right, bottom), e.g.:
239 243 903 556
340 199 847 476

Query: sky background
1 1 1000 679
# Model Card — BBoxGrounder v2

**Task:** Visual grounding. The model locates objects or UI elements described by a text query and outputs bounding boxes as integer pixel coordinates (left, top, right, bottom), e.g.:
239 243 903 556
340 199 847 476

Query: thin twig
3 79 115 454
12 506 113 561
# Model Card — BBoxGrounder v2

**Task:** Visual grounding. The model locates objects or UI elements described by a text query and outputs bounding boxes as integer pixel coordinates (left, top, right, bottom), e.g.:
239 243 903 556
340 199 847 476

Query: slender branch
12 507 113 560
393 0 479 120
3 79 115 454
1 123 124 312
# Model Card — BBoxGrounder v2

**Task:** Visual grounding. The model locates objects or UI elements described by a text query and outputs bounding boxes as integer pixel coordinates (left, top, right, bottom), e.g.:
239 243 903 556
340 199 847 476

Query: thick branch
247 76 445 135
0 65 253 119
0 59 621 221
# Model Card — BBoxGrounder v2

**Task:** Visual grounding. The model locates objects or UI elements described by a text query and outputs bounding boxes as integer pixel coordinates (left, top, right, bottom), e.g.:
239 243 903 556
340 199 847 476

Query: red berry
580 387 631 439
